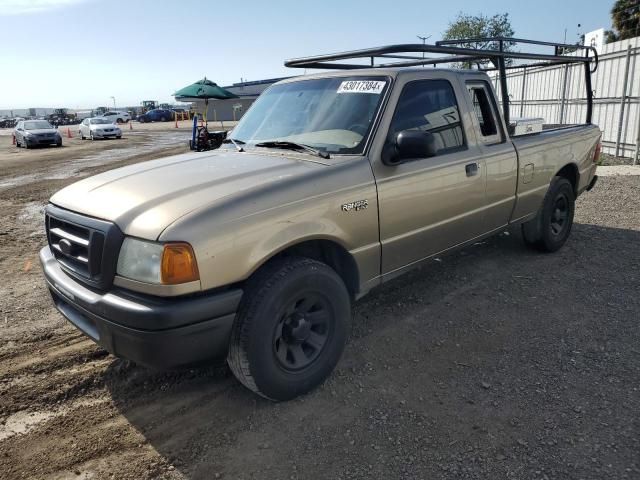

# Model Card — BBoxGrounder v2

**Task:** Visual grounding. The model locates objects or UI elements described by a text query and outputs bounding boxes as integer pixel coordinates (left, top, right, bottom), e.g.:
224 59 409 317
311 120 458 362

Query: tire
117 118 124 124
80 131 85 140
56 140 62 147
228 257 350 401
90 132 95 140
522 176 575 253
116 135 121 139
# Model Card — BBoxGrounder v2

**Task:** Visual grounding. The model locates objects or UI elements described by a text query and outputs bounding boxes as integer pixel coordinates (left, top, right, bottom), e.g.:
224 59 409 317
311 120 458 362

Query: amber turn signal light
161 243 199 284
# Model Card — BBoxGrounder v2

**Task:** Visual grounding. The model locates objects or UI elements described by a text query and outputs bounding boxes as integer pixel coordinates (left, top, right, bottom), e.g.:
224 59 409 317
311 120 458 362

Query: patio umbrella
174 77 238 124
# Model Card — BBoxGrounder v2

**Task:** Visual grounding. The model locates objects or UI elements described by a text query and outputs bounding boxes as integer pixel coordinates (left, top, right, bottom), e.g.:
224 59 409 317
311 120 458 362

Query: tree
605 0 640 43
442 12 515 68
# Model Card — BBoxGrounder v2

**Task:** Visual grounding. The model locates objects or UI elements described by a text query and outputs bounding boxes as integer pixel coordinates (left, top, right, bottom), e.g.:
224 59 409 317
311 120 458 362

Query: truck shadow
104 222 640 478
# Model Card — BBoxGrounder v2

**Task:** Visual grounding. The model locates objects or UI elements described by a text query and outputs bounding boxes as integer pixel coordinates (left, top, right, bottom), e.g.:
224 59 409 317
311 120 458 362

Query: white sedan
101 110 130 124
78 117 122 140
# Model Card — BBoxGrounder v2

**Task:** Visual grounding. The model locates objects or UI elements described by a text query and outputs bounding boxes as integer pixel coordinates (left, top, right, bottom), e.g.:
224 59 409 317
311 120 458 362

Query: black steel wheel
228 257 350 401
273 293 332 371
549 192 570 237
522 176 575 252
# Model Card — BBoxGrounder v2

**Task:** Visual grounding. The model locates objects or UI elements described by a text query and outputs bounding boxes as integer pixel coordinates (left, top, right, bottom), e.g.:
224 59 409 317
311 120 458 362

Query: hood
24 128 58 135
50 150 327 239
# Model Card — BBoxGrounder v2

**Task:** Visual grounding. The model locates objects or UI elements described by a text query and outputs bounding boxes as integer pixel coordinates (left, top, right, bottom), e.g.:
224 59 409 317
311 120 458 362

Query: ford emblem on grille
58 238 72 255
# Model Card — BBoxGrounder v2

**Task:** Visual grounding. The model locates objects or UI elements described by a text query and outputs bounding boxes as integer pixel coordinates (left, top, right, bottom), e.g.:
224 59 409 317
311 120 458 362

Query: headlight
116 237 199 284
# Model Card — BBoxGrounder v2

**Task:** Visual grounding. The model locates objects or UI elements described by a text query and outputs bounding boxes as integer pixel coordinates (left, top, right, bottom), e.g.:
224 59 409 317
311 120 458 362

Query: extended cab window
466 82 503 144
389 79 465 155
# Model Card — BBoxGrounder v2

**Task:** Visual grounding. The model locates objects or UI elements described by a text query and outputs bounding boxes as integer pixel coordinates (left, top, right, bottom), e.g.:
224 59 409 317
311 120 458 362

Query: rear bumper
40 246 242 369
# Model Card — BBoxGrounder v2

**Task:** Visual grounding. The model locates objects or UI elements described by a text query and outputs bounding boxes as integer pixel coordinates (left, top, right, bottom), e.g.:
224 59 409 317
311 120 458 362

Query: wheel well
556 163 579 195
261 240 360 298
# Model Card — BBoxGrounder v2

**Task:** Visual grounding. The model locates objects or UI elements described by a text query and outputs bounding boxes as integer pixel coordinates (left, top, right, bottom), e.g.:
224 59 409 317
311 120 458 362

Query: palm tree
606 0 640 42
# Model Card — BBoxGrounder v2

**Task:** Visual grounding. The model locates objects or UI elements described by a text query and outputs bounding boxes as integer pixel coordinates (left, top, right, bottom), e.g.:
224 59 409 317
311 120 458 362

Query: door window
389 79 465 156
466 82 503 145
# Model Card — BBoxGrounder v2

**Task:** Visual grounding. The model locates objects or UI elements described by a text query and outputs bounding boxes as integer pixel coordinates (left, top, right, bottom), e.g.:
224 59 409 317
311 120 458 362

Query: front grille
45 204 124 290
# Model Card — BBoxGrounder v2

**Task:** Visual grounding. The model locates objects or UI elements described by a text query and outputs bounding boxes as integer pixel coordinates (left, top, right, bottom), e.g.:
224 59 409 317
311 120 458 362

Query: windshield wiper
255 141 330 159
222 137 245 152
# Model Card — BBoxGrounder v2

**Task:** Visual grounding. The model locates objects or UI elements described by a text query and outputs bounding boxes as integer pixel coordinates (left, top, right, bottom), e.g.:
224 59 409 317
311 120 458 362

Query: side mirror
383 130 437 165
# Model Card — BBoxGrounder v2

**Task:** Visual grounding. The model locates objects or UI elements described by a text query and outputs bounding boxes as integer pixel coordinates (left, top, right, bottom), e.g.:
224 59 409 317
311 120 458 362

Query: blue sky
0 0 613 110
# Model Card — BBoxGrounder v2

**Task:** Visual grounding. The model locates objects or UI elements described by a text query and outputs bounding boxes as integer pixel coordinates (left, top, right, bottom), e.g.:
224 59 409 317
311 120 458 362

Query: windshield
91 118 111 124
24 120 53 130
231 76 389 154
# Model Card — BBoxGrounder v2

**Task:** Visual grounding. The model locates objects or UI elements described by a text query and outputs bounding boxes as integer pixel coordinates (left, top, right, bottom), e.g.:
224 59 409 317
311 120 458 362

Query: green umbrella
174 77 238 124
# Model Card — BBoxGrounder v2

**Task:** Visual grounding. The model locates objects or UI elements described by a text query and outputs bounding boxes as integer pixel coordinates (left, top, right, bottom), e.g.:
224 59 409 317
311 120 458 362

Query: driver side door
80 119 89 137
373 78 487 275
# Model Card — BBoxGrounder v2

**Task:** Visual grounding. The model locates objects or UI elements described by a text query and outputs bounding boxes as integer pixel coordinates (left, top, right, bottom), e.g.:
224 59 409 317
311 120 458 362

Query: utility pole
417 34 431 67
110 96 116 111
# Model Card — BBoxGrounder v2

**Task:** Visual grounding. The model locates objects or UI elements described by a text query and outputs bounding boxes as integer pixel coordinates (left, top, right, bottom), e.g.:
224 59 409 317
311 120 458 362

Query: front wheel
228 257 350 401
522 176 575 252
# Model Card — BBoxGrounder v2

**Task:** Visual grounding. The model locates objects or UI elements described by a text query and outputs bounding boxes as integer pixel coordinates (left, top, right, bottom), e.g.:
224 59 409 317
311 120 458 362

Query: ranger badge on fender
341 199 368 212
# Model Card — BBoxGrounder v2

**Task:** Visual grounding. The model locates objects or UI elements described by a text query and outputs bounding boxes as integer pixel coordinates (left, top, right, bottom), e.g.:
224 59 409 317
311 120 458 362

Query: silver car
14 120 62 148
78 117 122 140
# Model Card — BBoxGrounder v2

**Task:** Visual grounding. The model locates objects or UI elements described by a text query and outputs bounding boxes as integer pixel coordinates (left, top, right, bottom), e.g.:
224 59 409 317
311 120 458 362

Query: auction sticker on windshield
337 80 386 94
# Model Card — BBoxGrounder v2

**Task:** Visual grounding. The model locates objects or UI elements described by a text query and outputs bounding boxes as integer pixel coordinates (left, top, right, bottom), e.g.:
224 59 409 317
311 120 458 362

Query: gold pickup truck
40 39 601 400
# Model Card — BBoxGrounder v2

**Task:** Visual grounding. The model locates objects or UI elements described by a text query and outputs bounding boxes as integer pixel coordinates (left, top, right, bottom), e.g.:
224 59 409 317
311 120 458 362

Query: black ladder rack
284 37 598 127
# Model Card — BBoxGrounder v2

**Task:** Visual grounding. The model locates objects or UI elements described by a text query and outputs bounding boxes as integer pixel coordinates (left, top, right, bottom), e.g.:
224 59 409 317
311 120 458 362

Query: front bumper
40 246 242 369
26 136 60 145
92 131 120 138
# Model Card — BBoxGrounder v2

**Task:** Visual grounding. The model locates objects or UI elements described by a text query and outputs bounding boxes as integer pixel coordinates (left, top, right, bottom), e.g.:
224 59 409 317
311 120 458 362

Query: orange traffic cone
66 127 72 139
129 121 133 130
175 116 178 128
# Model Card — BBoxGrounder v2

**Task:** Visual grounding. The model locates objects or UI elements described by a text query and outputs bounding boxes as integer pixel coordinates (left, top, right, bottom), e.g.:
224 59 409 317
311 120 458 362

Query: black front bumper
40 246 243 369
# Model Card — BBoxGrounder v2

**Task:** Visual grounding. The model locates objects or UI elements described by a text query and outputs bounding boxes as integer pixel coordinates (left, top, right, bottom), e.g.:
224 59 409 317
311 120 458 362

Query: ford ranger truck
40 41 601 401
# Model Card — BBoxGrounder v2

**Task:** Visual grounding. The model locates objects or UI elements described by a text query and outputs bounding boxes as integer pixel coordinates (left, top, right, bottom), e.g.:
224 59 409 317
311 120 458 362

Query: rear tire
228 257 350 401
522 176 575 253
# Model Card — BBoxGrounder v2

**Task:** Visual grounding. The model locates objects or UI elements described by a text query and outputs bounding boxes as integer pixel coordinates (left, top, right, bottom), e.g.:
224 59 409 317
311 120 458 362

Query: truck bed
509 123 601 222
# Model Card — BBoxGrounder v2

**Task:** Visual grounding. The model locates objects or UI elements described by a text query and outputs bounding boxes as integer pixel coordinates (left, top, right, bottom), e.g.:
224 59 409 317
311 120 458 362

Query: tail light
593 138 602 163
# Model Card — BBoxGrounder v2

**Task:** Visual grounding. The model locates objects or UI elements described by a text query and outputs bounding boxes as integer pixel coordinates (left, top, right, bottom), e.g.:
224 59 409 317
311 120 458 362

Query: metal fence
489 36 640 161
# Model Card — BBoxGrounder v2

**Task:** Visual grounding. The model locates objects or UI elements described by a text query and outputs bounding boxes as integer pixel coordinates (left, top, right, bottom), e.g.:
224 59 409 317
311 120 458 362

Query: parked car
78 117 122 140
39 38 601 401
14 120 62 148
137 108 174 123
101 111 130 124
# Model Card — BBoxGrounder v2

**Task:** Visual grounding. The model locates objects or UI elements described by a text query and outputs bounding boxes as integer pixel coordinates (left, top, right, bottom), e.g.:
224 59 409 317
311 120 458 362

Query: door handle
465 162 479 177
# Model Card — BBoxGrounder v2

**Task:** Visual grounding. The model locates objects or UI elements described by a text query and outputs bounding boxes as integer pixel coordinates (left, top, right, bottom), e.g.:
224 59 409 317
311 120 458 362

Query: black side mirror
383 130 437 165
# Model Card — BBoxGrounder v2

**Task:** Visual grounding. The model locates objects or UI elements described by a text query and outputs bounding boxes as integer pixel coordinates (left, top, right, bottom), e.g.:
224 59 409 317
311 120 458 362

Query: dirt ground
0 131 638 479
